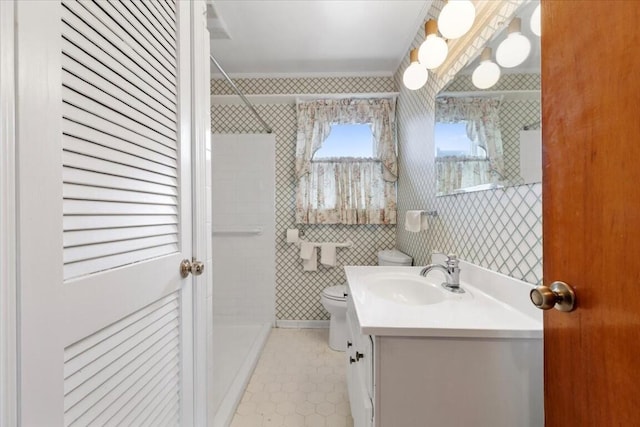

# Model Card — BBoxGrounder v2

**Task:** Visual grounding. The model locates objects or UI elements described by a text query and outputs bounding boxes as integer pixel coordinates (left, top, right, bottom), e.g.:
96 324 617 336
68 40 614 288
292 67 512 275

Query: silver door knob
530 281 576 312
180 258 205 278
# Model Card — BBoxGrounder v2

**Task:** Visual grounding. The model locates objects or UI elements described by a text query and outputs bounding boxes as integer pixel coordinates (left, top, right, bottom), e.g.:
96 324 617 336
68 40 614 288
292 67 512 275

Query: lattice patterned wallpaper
211 77 396 320
394 0 542 284
210 77 396 95
443 73 541 182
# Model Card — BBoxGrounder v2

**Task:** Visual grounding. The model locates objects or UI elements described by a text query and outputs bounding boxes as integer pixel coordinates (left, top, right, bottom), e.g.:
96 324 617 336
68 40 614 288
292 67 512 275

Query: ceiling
207 0 432 77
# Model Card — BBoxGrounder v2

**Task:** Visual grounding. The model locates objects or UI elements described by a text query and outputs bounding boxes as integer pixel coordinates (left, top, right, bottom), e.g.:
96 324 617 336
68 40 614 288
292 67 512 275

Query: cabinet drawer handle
349 356 356 364
355 351 364 361
347 341 352 348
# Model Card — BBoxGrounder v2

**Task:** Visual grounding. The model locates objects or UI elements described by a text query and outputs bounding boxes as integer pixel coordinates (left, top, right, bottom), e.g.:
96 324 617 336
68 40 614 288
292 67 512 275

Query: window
294 98 397 225
434 97 504 195
434 122 486 158
313 124 374 159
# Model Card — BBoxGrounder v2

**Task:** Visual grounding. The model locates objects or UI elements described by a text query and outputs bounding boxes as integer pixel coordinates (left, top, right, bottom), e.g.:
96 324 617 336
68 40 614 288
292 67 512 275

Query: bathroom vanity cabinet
344 264 543 427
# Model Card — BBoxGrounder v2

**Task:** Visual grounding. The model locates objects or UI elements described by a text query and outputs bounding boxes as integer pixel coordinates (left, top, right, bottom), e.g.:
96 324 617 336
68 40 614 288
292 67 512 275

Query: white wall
211 134 276 325
0 1 17 424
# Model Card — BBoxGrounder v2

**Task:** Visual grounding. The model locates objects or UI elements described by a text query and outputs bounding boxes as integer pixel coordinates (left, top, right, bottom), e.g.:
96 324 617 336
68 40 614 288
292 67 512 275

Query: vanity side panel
375 336 542 427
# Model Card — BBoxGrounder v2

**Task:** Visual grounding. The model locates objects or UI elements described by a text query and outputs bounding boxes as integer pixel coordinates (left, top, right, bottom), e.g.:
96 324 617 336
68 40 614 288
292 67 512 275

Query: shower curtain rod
209 55 273 134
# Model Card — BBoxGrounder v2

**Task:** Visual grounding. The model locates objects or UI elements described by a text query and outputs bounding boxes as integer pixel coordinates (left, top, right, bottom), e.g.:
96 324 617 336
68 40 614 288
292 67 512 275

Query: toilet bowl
320 285 348 351
320 249 413 351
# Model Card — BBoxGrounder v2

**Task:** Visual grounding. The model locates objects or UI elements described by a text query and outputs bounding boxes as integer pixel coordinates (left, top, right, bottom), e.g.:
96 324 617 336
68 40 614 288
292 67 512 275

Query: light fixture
530 4 541 37
496 18 531 68
438 0 476 40
402 49 428 90
472 48 501 89
418 20 448 69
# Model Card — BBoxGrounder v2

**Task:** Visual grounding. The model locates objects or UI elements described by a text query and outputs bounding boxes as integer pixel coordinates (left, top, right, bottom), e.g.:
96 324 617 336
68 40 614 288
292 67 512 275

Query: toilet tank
377 249 413 266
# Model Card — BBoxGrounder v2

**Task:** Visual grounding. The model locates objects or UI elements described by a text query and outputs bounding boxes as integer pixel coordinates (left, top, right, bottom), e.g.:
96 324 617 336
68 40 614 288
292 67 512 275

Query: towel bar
212 227 263 236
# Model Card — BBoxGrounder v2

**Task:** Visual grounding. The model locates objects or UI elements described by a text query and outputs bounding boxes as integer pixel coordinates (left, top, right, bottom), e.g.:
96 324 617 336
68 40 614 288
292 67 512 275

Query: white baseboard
275 320 330 329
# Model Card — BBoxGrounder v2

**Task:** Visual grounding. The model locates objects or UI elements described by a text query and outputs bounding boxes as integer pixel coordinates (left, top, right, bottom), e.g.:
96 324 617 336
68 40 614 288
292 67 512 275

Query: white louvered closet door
16 1 195 425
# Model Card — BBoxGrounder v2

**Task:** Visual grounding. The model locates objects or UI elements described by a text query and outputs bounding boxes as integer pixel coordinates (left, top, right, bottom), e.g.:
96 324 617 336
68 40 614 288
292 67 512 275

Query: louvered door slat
64 136 177 178
64 338 179 425
145 0 176 32
62 35 176 117
63 1 176 96
64 225 179 248
80 0 176 82
62 55 176 132
64 298 179 376
63 72 177 143
62 291 181 426
133 2 176 51
62 151 177 187
63 104 176 159
93 363 179 426
116 0 176 60
131 373 180 427
138 384 180 427
63 88 176 150
63 215 178 231
64 327 179 412
64 234 178 264
61 5 176 106
152 404 179 427
68 355 180 426
63 200 178 216
64 169 177 198
159 0 176 17
64 184 176 206
63 120 176 168
64 319 179 407
158 405 180 427
62 35 175 122
101 1 176 69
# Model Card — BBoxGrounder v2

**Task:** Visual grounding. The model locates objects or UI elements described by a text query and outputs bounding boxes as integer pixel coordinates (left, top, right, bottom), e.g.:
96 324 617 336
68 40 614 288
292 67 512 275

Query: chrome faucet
420 254 464 293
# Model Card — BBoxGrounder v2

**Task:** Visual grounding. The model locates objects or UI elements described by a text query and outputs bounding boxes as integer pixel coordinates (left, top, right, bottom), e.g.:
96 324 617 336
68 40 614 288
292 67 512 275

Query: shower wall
210 133 276 424
211 134 276 325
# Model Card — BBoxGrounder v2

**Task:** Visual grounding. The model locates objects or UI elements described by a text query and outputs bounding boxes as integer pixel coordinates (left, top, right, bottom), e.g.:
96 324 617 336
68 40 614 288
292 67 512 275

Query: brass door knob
180 258 205 278
530 281 576 312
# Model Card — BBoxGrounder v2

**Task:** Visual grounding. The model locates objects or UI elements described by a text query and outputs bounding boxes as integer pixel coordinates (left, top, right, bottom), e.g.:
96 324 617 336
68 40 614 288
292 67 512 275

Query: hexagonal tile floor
230 328 354 427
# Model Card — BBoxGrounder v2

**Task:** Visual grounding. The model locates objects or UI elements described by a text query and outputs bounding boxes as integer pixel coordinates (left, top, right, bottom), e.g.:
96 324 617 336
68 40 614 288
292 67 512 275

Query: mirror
434 1 541 196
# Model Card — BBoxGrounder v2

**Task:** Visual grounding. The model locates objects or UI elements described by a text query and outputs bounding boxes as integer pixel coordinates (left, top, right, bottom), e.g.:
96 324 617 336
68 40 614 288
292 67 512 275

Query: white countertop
345 262 542 339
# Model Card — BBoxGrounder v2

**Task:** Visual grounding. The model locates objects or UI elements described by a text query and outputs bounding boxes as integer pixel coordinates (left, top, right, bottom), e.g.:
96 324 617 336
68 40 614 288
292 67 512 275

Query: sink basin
365 273 446 306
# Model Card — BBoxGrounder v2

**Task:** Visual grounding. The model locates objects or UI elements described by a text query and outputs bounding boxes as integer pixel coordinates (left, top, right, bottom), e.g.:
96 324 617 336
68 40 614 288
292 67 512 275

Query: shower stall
209 133 276 426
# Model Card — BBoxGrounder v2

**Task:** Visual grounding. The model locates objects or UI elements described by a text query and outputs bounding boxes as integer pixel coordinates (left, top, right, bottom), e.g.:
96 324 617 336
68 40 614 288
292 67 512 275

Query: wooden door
16 1 195 424
542 1 640 425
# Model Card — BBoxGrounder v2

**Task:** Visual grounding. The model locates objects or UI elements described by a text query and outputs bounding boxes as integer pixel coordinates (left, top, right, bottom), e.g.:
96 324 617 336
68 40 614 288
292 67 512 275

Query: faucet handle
445 254 459 269
431 252 458 265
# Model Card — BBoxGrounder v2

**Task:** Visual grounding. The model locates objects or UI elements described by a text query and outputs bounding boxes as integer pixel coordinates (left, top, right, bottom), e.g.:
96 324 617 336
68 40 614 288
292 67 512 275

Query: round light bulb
403 62 428 90
530 4 541 37
496 32 531 68
496 19 531 68
418 35 448 69
472 61 501 89
438 0 476 40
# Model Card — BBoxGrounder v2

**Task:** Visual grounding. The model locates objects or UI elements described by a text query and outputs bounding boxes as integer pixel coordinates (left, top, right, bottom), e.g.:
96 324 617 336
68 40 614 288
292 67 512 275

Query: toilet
320 249 413 351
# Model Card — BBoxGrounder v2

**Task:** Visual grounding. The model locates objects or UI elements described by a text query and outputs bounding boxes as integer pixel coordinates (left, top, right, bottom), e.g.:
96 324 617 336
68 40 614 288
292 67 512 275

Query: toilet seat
321 285 347 302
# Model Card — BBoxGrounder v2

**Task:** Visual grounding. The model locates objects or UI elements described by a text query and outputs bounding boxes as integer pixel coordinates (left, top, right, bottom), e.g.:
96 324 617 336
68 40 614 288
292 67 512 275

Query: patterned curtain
295 98 397 224
435 97 503 194
435 157 492 194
